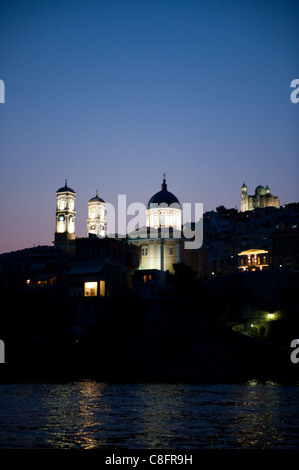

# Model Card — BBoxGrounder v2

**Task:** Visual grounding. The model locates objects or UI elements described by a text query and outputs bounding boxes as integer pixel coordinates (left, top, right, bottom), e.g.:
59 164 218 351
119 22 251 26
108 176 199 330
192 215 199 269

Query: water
0 380 298 449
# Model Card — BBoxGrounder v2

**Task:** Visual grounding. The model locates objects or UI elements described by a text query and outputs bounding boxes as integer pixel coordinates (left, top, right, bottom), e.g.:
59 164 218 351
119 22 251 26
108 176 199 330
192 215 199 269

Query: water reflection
73 381 108 449
229 380 284 448
0 381 299 448
133 383 186 448
43 381 108 449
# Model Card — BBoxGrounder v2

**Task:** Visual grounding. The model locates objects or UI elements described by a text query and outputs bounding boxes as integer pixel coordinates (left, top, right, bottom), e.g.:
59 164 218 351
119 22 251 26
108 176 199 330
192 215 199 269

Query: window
160 212 165 226
142 246 148 256
169 246 174 255
84 281 98 297
84 281 105 297
172 213 176 227
100 280 105 296
166 212 171 226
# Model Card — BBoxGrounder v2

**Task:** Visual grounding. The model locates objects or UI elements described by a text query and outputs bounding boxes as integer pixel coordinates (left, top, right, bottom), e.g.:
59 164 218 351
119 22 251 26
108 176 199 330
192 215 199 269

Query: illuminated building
87 190 106 238
238 248 270 271
54 180 76 253
129 177 182 273
146 176 182 230
241 183 280 212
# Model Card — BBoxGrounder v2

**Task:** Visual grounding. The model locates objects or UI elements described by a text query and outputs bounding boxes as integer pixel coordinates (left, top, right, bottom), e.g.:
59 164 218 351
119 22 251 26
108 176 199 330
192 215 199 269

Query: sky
0 0 298 254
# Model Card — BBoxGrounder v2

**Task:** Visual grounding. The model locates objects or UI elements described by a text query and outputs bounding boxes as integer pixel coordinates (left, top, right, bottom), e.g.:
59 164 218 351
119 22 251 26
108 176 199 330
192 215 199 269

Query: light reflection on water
0 380 298 449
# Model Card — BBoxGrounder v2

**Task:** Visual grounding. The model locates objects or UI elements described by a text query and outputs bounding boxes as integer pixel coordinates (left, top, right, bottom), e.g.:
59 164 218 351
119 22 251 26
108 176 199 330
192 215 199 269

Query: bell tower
241 183 248 212
87 190 106 238
54 179 76 253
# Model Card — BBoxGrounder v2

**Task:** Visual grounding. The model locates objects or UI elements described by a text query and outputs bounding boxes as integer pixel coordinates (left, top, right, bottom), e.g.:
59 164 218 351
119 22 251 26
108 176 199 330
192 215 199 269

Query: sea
0 379 298 450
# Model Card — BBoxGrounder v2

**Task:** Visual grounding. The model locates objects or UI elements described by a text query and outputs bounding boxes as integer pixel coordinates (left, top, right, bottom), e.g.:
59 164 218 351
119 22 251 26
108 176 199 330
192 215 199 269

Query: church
128 177 183 273
241 183 280 212
54 177 206 279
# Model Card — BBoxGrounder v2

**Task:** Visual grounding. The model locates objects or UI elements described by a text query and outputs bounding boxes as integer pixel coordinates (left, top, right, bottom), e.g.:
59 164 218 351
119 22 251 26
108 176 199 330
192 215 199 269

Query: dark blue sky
0 0 298 253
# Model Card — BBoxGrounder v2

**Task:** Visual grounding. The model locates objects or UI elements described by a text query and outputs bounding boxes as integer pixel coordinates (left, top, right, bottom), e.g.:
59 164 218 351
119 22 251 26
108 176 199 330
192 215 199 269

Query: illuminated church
54 177 185 273
241 183 280 212
53 176 206 282
129 177 183 272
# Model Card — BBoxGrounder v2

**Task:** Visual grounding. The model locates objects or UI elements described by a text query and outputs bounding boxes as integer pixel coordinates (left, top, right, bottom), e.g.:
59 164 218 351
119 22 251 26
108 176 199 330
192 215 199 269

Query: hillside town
0 180 298 383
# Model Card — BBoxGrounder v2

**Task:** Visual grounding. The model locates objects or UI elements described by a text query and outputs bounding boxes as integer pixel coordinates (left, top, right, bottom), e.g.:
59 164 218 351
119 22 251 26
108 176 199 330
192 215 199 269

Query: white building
54 180 76 252
146 177 182 230
87 190 106 238
241 183 280 212
130 177 182 273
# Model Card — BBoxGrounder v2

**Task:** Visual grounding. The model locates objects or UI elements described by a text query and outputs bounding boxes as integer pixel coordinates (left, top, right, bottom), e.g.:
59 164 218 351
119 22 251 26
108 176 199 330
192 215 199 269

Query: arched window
160 211 165 226
154 212 159 227
166 212 171 226
172 212 176 227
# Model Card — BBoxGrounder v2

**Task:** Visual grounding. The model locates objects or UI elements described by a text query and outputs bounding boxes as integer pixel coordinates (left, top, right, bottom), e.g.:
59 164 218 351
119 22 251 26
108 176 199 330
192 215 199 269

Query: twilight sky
0 0 298 254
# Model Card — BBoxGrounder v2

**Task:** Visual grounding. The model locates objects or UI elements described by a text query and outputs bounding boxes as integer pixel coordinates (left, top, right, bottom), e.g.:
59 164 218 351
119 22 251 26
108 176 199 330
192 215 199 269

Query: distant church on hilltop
240 183 280 212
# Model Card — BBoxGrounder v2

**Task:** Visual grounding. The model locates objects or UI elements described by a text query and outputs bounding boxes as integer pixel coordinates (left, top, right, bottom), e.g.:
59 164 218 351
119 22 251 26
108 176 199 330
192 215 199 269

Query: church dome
88 190 105 203
255 185 266 195
147 178 181 209
57 179 75 194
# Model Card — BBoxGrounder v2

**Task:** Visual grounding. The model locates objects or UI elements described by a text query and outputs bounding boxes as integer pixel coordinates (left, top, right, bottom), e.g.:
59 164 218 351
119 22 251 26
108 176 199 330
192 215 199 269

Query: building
271 227 299 271
146 177 182 230
87 190 106 238
54 180 76 254
131 269 172 298
72 235 140 296
238 248 270 271
241 183 280 212
129 177 182 273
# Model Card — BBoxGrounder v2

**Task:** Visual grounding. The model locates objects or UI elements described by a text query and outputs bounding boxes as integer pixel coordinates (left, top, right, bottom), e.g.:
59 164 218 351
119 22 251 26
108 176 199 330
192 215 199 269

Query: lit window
100 280 105 296
143 275 147 283
84 281 98 297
